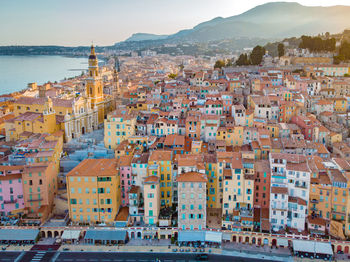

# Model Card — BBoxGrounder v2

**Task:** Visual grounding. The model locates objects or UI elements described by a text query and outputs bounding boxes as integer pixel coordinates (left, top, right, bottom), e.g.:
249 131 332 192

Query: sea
0 55 90 95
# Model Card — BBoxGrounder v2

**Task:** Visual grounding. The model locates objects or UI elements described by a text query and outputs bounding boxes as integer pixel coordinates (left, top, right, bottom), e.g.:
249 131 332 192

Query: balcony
3 199 17 204
310 199 319 203
295 183 307 189
28 198 43 202
332 208 346 216
272 171 286 178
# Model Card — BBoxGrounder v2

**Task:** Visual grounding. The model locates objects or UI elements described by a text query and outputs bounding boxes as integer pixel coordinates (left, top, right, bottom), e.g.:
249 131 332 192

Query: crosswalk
30 251 46 261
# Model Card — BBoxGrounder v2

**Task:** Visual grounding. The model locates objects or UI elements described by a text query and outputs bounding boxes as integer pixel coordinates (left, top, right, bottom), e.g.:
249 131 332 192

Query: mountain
120 2 350 44
125 33 168 42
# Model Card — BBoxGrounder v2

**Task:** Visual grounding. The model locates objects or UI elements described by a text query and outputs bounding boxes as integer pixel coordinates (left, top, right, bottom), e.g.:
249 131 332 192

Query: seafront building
66 159 121 225
3 43 350 256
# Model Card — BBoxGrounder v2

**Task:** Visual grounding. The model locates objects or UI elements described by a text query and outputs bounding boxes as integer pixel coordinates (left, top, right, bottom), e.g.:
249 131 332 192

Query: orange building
22 162 58 218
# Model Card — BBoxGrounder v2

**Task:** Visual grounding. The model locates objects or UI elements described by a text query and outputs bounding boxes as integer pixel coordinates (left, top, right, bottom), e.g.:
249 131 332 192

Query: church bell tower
86 45 104 124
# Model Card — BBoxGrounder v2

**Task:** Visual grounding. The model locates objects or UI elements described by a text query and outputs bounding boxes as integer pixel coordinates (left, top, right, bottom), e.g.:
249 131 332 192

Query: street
0 251 270 262
0 252 21 262
55 252 269 262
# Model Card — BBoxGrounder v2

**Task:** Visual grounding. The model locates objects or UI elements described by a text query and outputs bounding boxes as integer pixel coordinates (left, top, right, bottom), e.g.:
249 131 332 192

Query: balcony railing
3 199 17 204
28 198 43 202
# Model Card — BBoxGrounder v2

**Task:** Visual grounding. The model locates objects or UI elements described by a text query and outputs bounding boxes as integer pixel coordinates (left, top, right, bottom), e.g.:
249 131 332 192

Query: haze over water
0 55 88 95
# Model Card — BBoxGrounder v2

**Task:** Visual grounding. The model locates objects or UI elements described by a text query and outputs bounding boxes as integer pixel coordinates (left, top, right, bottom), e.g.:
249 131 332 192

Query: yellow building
216 126 244 147
104 109 137 150
148 150 173 207
67 159 121 225
7 93 99 142
333 98 347 113
86 45 106 124
6 98 61 141
206 153 220 209
267 123 279 138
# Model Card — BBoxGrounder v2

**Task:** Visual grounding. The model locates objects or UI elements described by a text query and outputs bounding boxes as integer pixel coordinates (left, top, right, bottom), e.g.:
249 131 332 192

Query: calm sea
0 55 89 95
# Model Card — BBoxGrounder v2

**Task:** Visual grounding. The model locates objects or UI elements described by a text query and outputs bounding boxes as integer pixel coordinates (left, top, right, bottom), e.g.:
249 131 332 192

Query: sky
1 0 350 46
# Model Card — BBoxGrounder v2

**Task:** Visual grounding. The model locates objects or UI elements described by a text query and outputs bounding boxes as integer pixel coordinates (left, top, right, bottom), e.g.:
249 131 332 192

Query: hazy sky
1 0 349 46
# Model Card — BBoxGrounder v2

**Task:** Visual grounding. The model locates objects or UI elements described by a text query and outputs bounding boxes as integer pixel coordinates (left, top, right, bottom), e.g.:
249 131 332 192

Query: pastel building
0 166 25 216
67 159 121 224
22 162 58 218
143 175 160 225
104 109 137 150
177 172 207 230
118 155 133 206
148 150 173 207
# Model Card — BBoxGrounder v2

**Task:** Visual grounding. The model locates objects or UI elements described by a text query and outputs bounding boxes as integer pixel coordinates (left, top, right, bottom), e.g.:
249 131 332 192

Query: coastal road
0 252 21 262
55 252 268 262
0 250 276 262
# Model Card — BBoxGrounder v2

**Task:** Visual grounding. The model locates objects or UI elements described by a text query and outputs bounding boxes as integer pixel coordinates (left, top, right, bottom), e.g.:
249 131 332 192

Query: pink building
0 166 25 216
291 115 316 141
296 80 308 93
118 155 133 206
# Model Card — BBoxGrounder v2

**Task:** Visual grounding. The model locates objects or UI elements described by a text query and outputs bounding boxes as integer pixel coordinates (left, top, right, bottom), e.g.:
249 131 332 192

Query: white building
269 153 310 232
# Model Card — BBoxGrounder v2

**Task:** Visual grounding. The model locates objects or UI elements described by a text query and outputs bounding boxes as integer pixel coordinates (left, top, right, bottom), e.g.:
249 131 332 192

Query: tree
235 53 250 66
278 43 285 57
339 41 350 60
168 73 177 79
214 60 225 69
226 59 233 67
250 45 266 65
299 35 336 52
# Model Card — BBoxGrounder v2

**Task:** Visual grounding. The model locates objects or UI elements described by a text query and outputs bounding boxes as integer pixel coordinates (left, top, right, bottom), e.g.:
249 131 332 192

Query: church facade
5 45 114 142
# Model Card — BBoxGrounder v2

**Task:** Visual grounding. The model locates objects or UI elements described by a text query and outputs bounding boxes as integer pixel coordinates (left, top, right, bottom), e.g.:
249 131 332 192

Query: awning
222 233 232 241
315 242 333 255
293 240 314 253
0 229 39 241
61 230 81 240
205 231 222 243
293 240 333 256
277 238 288 247
84 229 127 241
178 231 205 242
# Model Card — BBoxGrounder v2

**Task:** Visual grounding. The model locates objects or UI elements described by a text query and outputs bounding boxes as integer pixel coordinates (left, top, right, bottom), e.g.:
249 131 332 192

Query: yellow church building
5 45 113 142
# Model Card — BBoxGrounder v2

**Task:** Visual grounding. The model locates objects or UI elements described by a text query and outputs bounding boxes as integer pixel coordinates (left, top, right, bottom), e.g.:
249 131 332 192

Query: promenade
58 242 292 262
